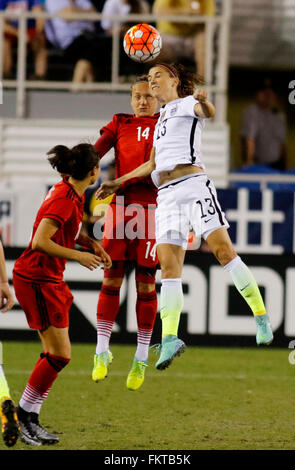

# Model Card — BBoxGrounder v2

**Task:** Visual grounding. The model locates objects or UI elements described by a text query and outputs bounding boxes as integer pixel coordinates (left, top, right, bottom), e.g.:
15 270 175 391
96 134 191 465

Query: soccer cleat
126 357 147 391
255 314 274 345
30 419 59 445
19 419 42 446
92 351 111 382
1 398 19 447
108 349 114 364
155 335 186 370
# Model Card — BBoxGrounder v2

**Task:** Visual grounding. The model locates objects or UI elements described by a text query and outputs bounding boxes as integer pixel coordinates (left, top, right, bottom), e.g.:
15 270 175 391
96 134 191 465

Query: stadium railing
0 118 230 188
0 1 232 121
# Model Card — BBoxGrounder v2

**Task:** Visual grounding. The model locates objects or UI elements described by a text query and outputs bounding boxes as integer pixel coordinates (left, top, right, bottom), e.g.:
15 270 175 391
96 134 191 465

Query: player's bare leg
206 227 273 345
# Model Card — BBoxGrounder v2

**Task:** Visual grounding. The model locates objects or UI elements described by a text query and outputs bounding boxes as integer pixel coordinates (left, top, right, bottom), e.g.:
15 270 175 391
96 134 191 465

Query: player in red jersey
91 77 159 391
13 143 111 446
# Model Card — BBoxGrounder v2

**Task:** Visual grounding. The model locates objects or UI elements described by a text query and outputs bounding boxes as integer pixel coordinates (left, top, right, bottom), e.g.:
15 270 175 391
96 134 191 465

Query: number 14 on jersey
137 126 150 141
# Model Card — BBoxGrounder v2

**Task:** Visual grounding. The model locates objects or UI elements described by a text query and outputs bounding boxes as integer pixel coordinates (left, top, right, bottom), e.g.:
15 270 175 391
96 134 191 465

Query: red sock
135 290 158 361
96 284 121 354
97 284 121 323
19 353 70 414
136 290 158 329
34 351 46 368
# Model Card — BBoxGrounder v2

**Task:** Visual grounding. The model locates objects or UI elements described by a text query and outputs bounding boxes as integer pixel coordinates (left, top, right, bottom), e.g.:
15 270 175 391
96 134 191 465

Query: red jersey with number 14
14 179 84 283
95 113 159 205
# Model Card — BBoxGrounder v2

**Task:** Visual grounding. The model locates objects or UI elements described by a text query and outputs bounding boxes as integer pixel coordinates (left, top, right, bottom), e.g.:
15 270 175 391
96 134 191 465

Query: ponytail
47 143 99 180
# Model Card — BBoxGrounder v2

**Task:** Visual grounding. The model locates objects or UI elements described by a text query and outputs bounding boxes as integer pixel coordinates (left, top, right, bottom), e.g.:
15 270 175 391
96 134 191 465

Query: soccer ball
123 23 162 63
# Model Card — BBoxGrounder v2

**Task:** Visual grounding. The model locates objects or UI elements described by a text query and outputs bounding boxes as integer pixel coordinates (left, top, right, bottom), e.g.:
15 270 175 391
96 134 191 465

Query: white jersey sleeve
180 95 199 117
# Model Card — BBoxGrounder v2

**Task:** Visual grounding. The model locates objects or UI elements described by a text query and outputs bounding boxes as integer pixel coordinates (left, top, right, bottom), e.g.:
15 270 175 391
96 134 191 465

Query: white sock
19 383 48 414
160 278 183 338
96 319 114 355
224 255 266 316
135 328 153 362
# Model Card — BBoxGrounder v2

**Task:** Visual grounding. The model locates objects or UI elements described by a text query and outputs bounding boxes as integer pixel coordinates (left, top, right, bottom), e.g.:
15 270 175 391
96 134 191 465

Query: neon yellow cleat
92 351 112 382
108 350 114 364
126 357 147 391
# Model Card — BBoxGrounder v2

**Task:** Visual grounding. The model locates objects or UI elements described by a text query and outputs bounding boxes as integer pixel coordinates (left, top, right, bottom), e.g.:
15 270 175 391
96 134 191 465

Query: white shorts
155 173 229 249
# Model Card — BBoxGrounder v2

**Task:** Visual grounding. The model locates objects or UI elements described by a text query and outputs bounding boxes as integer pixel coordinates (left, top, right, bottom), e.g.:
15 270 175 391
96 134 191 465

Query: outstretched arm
32 218 105 271
193 89 216 118
96 147 156 199
76 232 112 269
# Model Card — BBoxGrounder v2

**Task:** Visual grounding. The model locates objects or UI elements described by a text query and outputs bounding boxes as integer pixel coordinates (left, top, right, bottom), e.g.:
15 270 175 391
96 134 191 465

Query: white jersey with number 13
151 95 207 187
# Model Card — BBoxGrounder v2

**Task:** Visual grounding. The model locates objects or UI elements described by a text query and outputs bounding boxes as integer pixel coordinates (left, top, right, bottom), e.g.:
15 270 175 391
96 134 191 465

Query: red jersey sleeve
42 197 74 227
94 115 118 159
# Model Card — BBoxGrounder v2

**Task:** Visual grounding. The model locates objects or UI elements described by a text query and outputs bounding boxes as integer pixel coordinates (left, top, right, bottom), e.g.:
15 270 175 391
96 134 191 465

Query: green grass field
1 341 295 451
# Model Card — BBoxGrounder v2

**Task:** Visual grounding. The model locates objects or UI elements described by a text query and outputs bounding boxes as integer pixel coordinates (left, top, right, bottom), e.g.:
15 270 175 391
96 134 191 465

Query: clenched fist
194 88 208 103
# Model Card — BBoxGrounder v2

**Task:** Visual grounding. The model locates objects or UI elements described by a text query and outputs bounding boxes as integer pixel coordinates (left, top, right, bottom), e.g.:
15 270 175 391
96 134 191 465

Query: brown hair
130 74 149 94
47 143 99 181
153 63 204 97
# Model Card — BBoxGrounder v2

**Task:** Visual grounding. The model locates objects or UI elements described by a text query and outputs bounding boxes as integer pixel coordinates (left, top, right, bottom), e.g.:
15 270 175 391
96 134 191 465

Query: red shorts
102 202 158 268
13 272 73 330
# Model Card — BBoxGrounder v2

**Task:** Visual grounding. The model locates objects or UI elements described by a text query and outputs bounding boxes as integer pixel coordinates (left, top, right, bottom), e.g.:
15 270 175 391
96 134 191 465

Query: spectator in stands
100 0 150 36
44 0 100 85
240 83 288 170
100 0 150 78
0 0 47 79
152 0 216 77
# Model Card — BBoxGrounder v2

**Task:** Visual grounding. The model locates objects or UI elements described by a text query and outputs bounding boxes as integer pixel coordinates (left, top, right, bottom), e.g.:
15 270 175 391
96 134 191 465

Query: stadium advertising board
218 188 295 254
0 192 15 246
1 186 294 253
1 249 294 347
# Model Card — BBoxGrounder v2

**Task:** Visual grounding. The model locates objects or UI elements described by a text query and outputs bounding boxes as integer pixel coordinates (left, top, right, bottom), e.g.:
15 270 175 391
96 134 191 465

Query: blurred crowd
240 79 287 171
0 0 220 83
0 0 290 173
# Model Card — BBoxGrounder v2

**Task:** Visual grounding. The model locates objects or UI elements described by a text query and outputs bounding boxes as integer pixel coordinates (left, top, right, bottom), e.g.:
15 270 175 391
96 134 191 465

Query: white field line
7 369 295 381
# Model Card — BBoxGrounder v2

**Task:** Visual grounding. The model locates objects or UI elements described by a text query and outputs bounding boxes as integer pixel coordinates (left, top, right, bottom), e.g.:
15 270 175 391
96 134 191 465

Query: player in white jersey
96 63 274 370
